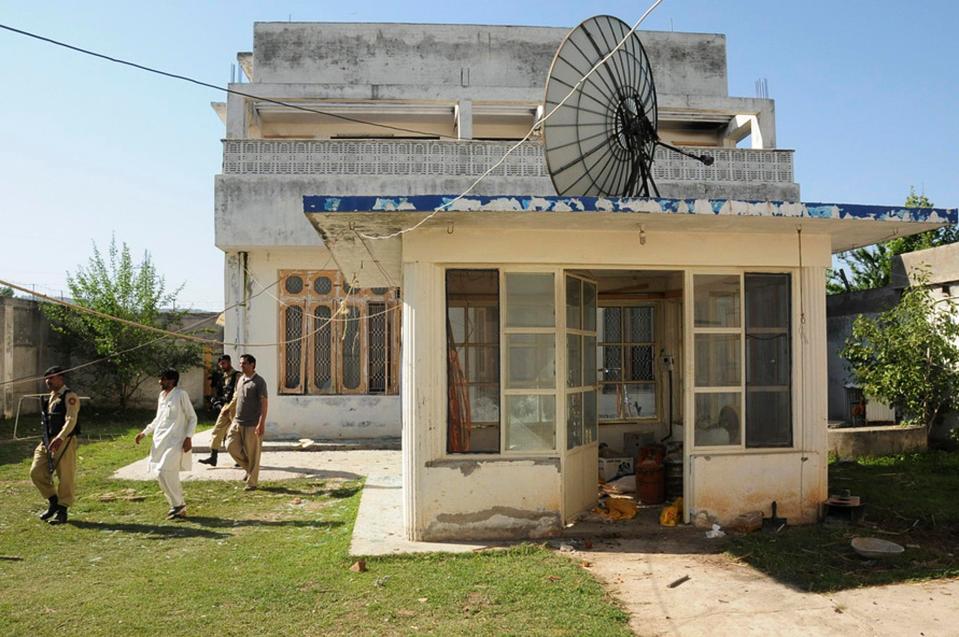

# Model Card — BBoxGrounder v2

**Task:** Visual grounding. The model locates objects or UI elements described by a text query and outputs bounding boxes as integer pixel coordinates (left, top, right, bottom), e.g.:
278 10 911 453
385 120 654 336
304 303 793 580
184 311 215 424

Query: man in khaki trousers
30 366 80 525
226 354 268 491
198 355 240 467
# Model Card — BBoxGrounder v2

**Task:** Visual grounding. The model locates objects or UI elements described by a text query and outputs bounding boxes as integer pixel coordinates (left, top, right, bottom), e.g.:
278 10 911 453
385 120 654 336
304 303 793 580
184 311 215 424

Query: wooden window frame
277 269 399 396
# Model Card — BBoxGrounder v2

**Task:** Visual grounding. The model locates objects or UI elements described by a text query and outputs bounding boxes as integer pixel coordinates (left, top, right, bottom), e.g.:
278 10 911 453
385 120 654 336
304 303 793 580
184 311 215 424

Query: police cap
43 366 66 378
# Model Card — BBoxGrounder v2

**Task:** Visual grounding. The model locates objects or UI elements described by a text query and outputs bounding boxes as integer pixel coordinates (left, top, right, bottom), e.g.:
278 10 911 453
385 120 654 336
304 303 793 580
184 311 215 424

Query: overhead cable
0 23 459 140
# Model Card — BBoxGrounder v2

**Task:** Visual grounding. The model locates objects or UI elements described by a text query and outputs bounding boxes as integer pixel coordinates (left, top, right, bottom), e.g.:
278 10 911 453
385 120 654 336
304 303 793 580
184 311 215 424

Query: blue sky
1 1 956 309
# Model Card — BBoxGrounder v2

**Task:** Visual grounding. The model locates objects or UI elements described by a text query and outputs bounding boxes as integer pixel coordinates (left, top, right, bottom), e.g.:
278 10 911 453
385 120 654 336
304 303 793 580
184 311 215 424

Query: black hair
240 353 256 367
159 369 180 386
218 354 232 363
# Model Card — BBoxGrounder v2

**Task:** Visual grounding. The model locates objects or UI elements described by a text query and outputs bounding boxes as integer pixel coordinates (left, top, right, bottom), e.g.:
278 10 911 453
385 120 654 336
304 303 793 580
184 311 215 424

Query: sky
1 1 956 310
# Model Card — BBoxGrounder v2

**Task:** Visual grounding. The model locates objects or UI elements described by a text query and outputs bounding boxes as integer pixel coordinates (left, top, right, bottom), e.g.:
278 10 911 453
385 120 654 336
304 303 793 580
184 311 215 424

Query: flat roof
303 195 957 254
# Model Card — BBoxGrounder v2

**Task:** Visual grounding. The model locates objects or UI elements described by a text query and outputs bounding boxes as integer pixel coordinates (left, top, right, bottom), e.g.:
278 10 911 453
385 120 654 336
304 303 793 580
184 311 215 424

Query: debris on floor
350 559 367 572
592 496 638 521
602 474 637 495
659 497 683 527
705 524 726 539
728 510 763 534
668 574 691 588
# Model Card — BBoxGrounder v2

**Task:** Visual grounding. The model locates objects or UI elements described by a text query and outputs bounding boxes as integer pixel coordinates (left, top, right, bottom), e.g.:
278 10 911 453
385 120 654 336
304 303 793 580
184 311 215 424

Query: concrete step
190 433 401 454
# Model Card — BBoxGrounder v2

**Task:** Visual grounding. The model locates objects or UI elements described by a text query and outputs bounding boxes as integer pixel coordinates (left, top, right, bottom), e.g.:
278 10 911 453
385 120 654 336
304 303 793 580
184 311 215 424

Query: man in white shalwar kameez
135 369 197 519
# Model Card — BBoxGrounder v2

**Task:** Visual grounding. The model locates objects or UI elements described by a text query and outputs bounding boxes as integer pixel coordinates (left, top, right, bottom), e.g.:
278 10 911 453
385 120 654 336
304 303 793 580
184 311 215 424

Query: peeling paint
425 456 561 477
424 506 562 541
304 195 958 225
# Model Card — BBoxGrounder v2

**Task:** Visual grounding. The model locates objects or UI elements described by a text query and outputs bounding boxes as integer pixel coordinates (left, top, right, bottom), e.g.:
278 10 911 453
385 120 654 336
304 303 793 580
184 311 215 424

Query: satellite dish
543 15 713 198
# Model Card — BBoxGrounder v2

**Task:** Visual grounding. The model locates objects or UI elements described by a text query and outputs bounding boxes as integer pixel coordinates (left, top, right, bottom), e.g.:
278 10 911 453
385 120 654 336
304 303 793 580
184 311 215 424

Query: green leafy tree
42 237 202 409
0 285 13 298
841 276 959 434
828 189 958 294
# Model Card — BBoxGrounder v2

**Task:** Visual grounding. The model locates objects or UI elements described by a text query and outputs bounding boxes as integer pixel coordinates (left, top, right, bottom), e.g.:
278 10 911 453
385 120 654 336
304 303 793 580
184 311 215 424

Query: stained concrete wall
828 425 926 460
0 297 218 420
222 246 401 440
253 23 728 98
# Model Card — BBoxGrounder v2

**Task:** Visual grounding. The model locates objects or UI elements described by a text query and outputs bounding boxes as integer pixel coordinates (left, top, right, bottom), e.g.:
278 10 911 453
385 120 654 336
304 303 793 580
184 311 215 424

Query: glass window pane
746 334 789 386
584 390 597 444
313 306 332 391
506 273 555 328
368 302 387 393
447 306 466 344
341 306 361 389
507 334 555 389
284 305 303 389
566 392 583 449
627 345 654 382
628 306 653 342
585 336 597 386
583 282 597 332
600 307 622 342
695 334 741 387
601 345 622 382
467 346 500 383
506 395 556 451
566 276 582 330
446 269 500 454
694 275 741 328
566 334 582 388
469 385 501 425
745 273 790 329
746 389 792 447
599 383 655 419
468 306 499 344
694 392 741 446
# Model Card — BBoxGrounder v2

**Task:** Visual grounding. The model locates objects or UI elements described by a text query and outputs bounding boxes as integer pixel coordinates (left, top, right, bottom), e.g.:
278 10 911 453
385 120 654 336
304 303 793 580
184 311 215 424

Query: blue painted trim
303 195 957 225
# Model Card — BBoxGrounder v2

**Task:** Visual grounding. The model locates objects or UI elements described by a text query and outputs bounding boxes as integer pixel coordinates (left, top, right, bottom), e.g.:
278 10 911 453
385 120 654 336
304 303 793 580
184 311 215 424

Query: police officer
30 366 80 525
198 354 241 467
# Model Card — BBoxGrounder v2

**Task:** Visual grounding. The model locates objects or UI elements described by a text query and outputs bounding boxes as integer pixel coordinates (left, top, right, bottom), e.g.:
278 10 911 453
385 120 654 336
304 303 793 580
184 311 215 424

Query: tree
841 276 959 435
42 237 202 409
0 285 13 298
828 189 958 294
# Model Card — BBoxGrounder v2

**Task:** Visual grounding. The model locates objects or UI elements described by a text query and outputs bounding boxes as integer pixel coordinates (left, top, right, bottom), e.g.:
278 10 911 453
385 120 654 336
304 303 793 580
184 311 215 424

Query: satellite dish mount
543 15 714 198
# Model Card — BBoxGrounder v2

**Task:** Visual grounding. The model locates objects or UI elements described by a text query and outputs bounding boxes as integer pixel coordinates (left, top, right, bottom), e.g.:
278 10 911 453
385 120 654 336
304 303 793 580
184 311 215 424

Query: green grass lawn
728 450 959 592
0 411 630 637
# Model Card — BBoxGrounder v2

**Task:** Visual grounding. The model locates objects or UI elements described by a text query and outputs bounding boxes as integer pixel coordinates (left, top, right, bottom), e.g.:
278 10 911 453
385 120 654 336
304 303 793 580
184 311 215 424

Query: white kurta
143 387 197 477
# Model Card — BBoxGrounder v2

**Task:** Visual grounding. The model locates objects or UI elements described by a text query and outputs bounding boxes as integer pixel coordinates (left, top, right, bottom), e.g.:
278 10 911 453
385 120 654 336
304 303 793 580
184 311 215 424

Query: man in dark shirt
198 355 241 467
225 354 268 491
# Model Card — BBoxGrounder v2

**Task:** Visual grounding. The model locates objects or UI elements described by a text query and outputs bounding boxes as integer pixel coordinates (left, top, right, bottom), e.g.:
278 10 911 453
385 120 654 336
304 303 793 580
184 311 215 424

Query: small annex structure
213 20 956 540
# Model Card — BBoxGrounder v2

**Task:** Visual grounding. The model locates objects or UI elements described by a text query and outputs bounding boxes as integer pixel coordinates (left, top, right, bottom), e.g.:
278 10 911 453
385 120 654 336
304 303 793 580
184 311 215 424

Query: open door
562 273 599 521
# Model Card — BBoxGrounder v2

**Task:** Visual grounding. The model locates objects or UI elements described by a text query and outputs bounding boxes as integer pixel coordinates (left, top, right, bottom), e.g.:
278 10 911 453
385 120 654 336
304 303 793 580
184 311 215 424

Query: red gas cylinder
635 459 666 505
638 444 666 465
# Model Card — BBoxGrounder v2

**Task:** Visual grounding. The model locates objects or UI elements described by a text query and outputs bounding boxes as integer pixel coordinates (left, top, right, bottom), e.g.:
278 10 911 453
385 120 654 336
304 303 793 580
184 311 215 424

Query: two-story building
213 21 954 540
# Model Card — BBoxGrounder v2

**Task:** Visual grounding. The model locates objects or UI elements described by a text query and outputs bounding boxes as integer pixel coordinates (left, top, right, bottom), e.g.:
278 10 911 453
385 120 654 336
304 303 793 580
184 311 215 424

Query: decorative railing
222 139 794 185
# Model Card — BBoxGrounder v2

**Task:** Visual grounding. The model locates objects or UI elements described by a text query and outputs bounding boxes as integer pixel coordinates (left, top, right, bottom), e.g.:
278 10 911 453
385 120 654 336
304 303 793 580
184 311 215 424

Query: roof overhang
304 195 956 254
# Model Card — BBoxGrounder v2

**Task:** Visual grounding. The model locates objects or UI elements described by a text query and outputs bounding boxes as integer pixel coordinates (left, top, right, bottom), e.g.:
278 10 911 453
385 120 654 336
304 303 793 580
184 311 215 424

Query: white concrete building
214 21 954 540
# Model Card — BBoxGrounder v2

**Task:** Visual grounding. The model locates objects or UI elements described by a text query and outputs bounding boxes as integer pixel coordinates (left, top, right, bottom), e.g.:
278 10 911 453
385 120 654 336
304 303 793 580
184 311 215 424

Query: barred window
278 270 399 395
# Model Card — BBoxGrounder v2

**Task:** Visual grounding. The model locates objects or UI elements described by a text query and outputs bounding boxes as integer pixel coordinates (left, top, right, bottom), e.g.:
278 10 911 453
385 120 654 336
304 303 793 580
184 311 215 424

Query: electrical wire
0 23 460 141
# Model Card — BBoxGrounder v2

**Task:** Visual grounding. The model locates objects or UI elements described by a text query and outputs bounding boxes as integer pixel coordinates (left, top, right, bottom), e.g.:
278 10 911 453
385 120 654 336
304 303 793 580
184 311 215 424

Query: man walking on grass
198 354 241 467
226 354 268 491
31 366 80 525
135 369 197 519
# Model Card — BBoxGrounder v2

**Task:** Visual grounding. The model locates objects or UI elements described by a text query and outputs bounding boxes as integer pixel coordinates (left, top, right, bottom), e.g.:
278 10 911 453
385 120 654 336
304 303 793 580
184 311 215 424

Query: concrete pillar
401 261 439 541
1 300 12 419
225 90 248 139
224 251 248 357
799 264 828 518
455 100 473 140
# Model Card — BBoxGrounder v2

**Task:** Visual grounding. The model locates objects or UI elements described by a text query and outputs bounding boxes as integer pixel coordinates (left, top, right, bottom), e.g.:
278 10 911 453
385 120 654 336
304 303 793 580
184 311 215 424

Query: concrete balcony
221 139 799 201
